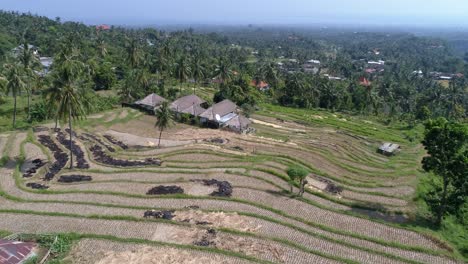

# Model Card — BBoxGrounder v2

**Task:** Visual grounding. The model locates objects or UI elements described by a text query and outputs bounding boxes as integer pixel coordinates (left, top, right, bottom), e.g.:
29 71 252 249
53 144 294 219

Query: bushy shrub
88 95 119 114
29 101 50 122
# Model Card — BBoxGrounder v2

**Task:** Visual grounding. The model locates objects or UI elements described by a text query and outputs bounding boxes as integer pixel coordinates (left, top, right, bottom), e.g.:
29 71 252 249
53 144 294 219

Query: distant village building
251 80 270 91
378 143 401 156
37 57 53 77
412 70 423 78
366 60 385 74
429 72 464 80
368 60 385 66
323 74 342 81
302 60 320 74
359 77 371 86
12 44 39 57
307 59 321 65
96 24 111 31
12 44 54 77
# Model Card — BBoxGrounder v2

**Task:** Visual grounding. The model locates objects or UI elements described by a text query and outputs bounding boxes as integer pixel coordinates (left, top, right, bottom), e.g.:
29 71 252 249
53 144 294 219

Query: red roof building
251 80 270 90
359 77 371 87
0 239 37 264
96 24 111 31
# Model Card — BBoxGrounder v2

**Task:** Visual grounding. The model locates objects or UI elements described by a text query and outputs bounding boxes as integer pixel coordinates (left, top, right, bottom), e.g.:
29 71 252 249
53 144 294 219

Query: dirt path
9 132 27 158
0 133 9 155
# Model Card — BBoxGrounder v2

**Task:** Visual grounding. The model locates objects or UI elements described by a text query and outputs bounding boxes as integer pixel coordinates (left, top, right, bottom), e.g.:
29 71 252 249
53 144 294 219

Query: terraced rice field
0 108 463 263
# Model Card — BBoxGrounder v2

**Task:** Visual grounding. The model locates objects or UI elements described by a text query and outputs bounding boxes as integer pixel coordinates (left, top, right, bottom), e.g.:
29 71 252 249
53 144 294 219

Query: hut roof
378 143 400 154
224 114 251 130
179 104 207 116
0 239 37 264
170 95 206 114
199 99 238 121
135 93 166 108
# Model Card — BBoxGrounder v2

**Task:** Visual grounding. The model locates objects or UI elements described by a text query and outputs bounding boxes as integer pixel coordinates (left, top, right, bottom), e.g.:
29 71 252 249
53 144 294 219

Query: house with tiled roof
359 77 371 87
96 24 110 30
251 80 270 91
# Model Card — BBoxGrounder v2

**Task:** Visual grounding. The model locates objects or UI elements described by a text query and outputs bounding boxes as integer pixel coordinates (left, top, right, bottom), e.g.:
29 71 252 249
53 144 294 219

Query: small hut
378 143 401 156
223 114 252 133
0 239 37 264
134 93 167 113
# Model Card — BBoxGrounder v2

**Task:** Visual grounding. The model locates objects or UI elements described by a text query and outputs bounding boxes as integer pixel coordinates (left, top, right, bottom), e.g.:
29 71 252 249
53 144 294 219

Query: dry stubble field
0 107 463 264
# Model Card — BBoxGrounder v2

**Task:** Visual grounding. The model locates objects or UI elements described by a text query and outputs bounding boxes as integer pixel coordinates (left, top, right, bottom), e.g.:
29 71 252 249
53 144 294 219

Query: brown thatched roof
170 95 206 115
135 93 166 108
199 99 238 121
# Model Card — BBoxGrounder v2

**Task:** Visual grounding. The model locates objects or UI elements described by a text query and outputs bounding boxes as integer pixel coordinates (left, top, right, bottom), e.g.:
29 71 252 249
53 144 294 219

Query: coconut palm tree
51 44 87 169
18 40 40 121
125 36 142 69
154 101 173 147
4 63 25 128
262 62 278 88
43 85 62 129
96 35 108 59
174 57 191 92
212 58 232 85
191 55 206 94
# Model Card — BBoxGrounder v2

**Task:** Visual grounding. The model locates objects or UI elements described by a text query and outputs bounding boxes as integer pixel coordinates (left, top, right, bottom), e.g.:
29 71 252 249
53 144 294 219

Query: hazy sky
1 0 467 27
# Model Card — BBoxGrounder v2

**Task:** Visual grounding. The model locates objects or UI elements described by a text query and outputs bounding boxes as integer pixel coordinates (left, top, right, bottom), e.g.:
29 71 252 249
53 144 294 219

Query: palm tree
213 58 233 85
154 101 173 147
52 44 87 169
174 57 191 92
125 36 142 69
18 40 40 121
191 55 205 94
4 63 25 128
43 85 62 129
262 62 278 88
95 34 108 59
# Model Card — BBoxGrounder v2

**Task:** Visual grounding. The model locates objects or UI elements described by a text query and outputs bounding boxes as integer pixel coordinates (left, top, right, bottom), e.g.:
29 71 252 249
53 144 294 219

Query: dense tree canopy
421 118 468 225
0 11 466 123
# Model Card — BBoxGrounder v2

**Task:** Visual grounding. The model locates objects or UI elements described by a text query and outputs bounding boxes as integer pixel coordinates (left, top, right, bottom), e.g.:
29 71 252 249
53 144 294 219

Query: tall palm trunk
69 104 73 169
27 91 31 121
12 94 17 128
158 128 163 147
